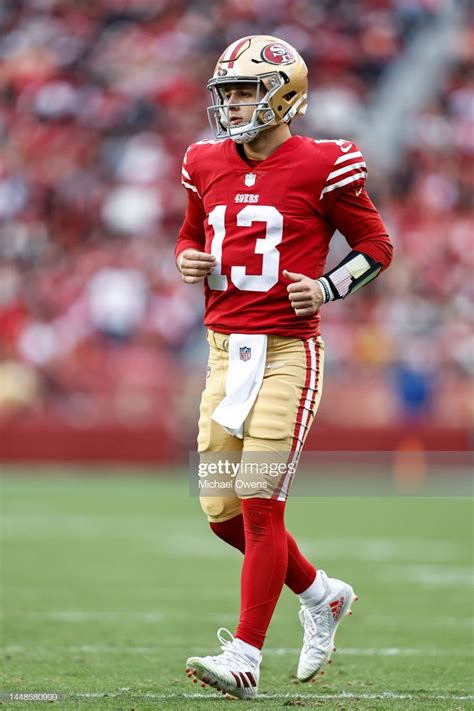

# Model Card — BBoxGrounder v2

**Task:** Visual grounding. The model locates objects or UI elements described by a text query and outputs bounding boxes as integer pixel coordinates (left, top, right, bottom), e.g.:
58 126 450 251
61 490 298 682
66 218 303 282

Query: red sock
285 530 317 594
210 515 315 595
235 498 288 649
210 515 245 552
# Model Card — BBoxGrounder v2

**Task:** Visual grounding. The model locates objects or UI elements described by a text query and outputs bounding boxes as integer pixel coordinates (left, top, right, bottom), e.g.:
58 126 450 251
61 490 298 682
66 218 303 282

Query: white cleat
297 570 358 682
185 628 260 700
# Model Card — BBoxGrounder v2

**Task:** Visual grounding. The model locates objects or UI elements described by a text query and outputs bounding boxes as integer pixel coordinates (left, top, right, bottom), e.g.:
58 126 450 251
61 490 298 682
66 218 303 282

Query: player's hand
283 270 324 317
177 249 216 284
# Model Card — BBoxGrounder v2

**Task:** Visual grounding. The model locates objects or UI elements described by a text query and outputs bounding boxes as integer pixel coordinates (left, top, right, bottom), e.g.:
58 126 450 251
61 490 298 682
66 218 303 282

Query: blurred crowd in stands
0 0 472 432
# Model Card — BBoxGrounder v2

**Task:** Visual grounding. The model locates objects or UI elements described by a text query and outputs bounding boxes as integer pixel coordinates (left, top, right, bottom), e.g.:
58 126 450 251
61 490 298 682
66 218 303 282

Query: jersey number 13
207 205 283 293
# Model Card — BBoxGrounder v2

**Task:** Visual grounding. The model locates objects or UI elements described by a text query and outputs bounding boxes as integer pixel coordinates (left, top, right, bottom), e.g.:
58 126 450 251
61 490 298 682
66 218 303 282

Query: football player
176 35 393 700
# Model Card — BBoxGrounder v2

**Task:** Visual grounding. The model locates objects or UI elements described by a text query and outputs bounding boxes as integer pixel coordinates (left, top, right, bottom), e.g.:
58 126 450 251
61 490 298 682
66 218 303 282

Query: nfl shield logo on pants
244 173 256 187
239 346 252 362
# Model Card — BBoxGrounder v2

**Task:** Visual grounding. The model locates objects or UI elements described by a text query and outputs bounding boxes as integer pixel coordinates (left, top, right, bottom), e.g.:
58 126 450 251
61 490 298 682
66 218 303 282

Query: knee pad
200 495 242 523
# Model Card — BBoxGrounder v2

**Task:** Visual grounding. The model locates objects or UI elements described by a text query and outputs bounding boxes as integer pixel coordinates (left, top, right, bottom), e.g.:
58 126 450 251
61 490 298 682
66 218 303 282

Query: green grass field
1 470 473 710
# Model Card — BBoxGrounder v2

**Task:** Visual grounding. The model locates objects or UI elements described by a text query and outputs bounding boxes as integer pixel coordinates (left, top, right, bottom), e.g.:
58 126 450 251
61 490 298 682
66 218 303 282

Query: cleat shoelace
205 627 257 670
299 604 331 656
186 627 257 694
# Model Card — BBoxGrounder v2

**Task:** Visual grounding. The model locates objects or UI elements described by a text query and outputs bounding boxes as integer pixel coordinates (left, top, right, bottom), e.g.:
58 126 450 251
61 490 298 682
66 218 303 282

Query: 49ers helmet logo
261 43 295 65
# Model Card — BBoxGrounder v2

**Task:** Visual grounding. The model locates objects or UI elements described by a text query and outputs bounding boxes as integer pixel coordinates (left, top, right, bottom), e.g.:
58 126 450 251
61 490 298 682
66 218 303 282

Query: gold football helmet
207 35 308 144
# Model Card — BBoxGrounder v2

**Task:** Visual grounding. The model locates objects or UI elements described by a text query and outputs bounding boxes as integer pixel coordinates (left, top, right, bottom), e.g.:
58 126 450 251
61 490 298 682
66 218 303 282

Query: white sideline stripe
70 692 474 701
4 645 471 658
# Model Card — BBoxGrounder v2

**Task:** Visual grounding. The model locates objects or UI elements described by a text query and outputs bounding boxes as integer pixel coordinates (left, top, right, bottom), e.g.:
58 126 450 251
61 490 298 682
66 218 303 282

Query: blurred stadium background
0 0 472 461
1 1 473 707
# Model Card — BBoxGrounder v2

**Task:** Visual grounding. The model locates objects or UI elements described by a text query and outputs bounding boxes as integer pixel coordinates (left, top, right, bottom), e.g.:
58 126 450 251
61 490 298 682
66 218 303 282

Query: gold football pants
197 329 324 521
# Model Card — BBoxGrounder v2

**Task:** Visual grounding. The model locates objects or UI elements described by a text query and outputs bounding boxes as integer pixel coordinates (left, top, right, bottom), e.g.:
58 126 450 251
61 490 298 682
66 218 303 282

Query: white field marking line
298 537 464 563
6 611 164 622
378 566 474 586
3 513 204 536
3 608 473 628
365 614 474 627
3 523 233 558
3 607 474 629
70 692 474 701
5 520 469 563
3 645 472 658
0 610 235 623
265 647 474 657
6 585 236 598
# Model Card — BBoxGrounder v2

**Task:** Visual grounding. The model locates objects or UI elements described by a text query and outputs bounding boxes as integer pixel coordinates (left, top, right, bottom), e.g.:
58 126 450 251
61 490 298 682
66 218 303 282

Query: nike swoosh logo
266 361 287 370
340 143 353 153
355 187 363 196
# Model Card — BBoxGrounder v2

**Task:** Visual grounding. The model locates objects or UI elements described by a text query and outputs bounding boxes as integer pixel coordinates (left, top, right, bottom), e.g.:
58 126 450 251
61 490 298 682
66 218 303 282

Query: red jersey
176 135 392 339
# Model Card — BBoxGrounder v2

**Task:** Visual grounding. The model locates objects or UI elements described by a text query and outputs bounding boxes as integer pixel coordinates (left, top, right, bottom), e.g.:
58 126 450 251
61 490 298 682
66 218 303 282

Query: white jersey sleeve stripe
183 145 192 165
326 161 367 182
181 166 191 180
334 150 363 165
181 179 201 198
320 172 367 199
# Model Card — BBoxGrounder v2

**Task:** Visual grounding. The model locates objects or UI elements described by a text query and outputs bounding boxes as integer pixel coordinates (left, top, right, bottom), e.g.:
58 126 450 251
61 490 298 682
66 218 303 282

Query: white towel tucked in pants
211 333 267 439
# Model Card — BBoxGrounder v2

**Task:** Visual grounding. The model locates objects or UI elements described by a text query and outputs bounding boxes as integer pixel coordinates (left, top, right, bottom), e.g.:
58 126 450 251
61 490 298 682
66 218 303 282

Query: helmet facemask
207 73 285 144
207 35 308 143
